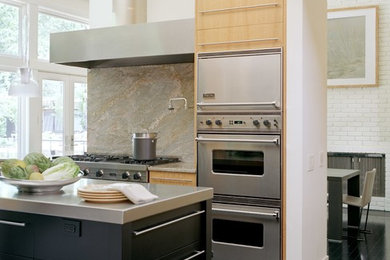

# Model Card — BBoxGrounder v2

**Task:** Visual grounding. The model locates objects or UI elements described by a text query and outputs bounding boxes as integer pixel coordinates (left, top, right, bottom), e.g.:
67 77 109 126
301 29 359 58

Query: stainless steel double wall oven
196 48 282 260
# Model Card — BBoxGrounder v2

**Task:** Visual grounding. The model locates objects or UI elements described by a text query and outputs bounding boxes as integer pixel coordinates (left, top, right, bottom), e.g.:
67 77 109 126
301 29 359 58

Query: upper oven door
197 133 280 199
197 48 282 112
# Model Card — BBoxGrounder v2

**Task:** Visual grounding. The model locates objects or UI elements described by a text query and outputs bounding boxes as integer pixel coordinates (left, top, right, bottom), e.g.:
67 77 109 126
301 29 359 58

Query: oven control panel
197 114 282 132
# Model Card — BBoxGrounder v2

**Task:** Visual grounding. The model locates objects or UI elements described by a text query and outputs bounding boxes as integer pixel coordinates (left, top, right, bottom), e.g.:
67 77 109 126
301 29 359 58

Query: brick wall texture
327 0 390 210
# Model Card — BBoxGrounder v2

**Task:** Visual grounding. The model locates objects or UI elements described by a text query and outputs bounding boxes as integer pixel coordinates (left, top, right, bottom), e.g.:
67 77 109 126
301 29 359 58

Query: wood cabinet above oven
195 0 285 52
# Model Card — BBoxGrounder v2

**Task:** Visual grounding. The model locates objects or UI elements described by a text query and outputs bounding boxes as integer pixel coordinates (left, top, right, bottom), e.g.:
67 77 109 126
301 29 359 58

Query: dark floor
328 209 390 260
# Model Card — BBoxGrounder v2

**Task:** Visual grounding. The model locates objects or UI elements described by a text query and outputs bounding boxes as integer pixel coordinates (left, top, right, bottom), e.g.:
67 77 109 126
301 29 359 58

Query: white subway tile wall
327 0 390 211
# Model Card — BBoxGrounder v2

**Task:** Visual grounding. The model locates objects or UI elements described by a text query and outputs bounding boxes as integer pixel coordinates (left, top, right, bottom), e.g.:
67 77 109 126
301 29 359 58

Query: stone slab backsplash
87 63 194 163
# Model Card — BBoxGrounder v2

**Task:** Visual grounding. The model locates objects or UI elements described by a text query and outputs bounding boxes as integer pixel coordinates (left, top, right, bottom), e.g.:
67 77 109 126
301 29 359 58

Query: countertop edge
123 188 213 223
0 181 213 224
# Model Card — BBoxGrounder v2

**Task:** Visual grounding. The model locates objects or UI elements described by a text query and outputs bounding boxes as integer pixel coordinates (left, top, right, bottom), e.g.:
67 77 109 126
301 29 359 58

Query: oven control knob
82 168 90 176
215 120 222 126
263 120 271 127
206 119 212 126
133 172 142 180
253 120 260 126
96 169 104 177
122 171 130 179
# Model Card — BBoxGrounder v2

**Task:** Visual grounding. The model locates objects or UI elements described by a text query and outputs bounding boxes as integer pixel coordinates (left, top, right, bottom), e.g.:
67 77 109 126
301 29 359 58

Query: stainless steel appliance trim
195 137 279 145
197 133 281 198
198 38 279 46
132 210 205 236
183 250 205 260
197 48 282 58
0 219 26 227
150 177 193 183
212 207 279 220
199 3 278 14
197 101 280 108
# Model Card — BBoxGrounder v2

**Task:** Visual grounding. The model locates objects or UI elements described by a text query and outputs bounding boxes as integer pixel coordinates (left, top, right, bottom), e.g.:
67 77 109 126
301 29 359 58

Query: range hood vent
50 19 194 68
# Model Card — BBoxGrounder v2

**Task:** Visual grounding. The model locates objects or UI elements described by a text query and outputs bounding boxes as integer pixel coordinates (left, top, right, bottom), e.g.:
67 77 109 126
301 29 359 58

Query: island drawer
128 203 206 260
0 211 34 259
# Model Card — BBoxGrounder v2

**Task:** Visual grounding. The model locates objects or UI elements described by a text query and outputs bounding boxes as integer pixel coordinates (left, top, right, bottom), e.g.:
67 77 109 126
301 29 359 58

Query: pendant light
8 6 40 98
8 68 40 97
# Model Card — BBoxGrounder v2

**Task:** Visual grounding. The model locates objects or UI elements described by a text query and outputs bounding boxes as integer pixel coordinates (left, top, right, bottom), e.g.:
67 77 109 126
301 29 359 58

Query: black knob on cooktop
82 168 90 176
133 172 142 180
253 120 260 126
206 119 212 126
215 120 222 126
263 120 271 127
122 171 130 179
96 169 104 177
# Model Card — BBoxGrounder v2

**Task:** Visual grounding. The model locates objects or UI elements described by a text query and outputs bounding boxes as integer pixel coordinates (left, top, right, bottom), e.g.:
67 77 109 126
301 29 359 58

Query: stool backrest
361 168 376 206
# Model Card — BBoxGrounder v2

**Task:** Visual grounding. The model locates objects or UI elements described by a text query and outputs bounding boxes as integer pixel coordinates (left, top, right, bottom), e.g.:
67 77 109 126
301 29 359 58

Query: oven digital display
234 120 243 125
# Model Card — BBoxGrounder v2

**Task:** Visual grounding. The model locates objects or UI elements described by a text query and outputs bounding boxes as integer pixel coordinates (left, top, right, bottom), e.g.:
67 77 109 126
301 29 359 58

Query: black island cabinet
0 179 213 260
0 201 211 260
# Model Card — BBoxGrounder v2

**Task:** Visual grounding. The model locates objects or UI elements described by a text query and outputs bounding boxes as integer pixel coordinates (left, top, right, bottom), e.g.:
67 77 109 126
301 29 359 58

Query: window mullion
28 3 38 68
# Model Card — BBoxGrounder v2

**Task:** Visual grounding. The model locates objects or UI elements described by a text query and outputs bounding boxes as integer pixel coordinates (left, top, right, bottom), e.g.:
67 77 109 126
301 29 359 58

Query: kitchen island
0 179 213 260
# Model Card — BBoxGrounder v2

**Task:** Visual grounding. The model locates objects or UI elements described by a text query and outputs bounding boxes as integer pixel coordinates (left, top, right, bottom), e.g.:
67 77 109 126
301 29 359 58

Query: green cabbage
1 159 26 178
42 162 80 180
52 156 74 166
23 152 52 172
8 166 29 179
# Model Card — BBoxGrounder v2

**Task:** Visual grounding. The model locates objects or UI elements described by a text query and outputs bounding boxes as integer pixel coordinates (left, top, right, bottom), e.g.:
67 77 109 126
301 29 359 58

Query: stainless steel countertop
0 179 213 224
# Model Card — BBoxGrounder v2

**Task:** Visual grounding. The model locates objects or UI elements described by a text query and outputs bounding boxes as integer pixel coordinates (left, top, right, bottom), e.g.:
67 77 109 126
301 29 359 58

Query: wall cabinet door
196 0 285 52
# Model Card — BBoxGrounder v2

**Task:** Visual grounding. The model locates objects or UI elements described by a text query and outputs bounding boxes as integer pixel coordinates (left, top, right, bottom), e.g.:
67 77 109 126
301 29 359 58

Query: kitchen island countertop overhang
0 179 213 224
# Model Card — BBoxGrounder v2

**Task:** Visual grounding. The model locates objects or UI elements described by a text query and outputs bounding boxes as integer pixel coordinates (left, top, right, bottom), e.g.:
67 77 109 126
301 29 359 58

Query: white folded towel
106 183 158 204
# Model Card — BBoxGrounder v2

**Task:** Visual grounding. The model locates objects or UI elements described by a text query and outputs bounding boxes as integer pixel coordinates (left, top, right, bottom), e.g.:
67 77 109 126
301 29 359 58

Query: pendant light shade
8 68 40 97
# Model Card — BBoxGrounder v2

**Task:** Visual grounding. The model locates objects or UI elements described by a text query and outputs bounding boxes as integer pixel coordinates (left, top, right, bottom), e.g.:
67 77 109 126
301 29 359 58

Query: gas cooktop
57 154 180 183
66 154 180 166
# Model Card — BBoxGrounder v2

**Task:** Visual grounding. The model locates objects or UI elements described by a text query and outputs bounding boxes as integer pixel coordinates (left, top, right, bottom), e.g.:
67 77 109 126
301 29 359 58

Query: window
0 71 18 158
73 82 87 155
0 2 20 56
39 74 87 157
37 12 88 60
0 2 88 159
41 79 64 156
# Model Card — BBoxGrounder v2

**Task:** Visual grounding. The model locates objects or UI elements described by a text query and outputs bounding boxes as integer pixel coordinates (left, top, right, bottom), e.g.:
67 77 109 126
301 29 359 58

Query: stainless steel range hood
50 19 194 68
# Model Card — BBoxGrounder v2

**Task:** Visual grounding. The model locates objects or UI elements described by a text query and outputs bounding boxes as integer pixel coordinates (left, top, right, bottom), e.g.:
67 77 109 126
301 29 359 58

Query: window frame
0 0 88 159
36 7 88 63
0 0 24 60
0 65 27 158
35 72 87 157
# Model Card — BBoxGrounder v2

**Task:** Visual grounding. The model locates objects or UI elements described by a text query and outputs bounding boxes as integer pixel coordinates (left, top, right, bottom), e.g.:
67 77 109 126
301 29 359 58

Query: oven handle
197 101 280 109
213 207 280 220
195 137 279 145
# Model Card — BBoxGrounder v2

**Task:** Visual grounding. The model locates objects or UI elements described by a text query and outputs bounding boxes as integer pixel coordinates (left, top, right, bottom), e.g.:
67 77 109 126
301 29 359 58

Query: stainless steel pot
132 133 158 160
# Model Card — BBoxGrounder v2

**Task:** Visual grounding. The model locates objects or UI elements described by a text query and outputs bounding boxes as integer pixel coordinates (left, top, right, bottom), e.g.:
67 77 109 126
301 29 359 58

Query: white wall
327 0 390 211
89 0 113 28
29 0 88 18
147 0 194 23
89 0 193 27
286 0 328 259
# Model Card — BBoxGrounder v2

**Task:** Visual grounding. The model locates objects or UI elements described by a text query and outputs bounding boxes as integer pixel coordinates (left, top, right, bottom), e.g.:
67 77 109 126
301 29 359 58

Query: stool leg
360 203 372 234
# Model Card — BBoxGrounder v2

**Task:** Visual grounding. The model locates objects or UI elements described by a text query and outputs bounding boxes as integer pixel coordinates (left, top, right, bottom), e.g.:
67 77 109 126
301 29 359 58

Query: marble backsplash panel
87 63 194 163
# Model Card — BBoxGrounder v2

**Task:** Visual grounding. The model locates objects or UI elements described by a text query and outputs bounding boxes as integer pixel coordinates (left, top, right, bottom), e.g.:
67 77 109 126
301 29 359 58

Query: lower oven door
197 133 280 199
212 203 280 260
